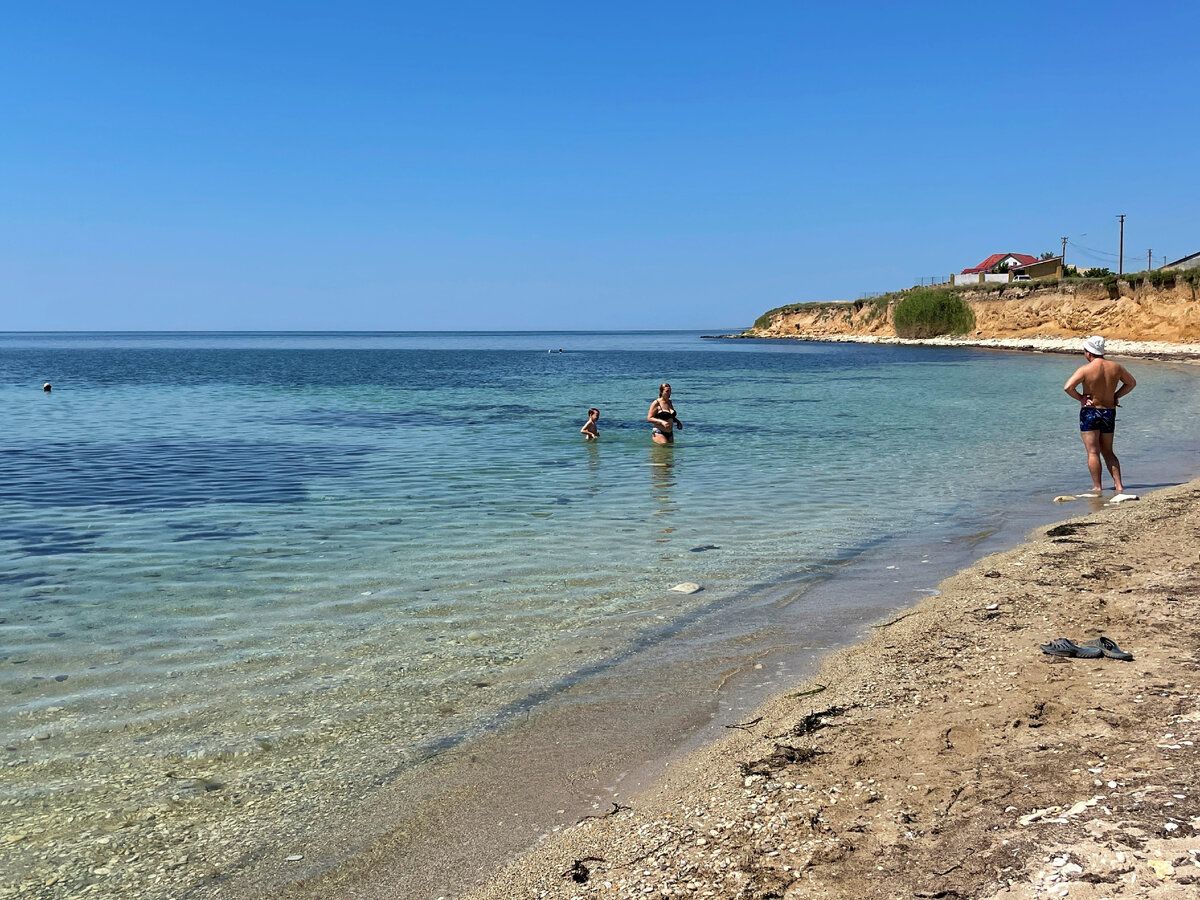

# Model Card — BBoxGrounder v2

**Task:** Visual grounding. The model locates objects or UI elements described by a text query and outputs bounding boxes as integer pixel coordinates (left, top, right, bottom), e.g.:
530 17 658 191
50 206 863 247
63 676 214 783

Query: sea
2 331 1198 898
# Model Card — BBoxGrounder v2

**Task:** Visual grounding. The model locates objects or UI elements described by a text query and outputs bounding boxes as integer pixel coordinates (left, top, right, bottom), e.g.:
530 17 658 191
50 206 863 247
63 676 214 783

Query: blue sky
2 1 1196 330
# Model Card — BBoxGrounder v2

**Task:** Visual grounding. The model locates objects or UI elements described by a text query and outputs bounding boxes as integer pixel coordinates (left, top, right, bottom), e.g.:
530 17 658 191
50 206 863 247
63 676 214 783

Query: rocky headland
738 278 1200 357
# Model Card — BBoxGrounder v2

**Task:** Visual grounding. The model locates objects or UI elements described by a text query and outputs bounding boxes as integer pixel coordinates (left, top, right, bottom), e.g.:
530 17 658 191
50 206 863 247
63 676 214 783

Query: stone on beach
669 582 702 594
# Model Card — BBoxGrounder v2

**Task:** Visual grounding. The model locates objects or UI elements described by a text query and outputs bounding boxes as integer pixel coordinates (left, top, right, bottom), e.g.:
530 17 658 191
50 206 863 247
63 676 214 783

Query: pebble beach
722 333 1200 360
453 480 1200 899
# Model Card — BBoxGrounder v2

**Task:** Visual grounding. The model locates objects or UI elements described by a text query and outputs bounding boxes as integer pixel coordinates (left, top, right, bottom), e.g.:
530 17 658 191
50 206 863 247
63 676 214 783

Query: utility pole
1117 214 1126 275
1148 249 1153 271
1061 235 1068 267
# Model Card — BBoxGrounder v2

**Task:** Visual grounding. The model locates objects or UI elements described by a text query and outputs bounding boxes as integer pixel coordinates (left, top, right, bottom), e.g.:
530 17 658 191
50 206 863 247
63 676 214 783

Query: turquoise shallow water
1 331 1198 895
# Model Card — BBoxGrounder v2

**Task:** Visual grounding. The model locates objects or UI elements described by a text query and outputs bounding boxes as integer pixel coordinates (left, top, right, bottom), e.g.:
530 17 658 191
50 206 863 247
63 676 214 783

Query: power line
1068 245 1120 265
1067 239 1120 259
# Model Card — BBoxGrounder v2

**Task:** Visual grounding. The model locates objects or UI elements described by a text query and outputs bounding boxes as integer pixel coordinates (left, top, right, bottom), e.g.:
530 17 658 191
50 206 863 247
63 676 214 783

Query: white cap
1083 335 1105 357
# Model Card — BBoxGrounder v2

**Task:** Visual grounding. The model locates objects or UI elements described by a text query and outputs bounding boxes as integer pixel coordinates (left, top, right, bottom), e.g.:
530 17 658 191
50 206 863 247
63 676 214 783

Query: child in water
580 407 600 440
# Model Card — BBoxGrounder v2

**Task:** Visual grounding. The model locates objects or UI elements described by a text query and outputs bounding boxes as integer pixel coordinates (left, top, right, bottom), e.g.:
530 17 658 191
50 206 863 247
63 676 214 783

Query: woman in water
647 383 683 444
580 407 600 440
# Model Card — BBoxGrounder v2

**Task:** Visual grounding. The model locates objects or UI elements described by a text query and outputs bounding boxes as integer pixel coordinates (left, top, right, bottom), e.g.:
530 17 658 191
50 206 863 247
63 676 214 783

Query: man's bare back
1066 357 1135 409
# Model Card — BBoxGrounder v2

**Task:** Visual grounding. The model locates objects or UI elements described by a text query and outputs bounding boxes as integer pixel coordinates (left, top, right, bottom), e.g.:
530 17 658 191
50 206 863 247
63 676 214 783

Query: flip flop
1085 636 1135 661
1040 638 1103 659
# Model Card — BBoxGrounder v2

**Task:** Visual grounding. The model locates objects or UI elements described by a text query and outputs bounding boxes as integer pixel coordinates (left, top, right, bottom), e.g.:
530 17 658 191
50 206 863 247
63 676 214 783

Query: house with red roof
952 252 1040 285
961 252 1039 274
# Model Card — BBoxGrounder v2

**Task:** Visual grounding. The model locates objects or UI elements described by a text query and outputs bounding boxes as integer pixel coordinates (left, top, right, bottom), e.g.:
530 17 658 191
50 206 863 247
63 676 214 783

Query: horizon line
0 327 741 335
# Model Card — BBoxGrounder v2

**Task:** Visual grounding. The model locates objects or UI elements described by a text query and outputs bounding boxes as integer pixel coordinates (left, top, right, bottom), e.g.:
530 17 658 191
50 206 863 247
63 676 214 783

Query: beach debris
1019 806 1068 826
689 544 719 552
1148 859 1175 879
562 856 605 884
776 706 847 739
669 582 702 594
1018 796 1102 826
772 710 849 744
1045 522 1096 538
871 610 918 629
575 802 630 824
1063 797 1102 817
284 854 303 862
1110 493 1140 504
1052 495 1077 503
740 743 824 778
724 715 764 732
788 684 827 699
164 771 225 793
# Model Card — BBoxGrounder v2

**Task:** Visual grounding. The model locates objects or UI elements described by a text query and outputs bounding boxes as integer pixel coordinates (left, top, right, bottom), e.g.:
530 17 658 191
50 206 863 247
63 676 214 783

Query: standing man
1063 335 1136 494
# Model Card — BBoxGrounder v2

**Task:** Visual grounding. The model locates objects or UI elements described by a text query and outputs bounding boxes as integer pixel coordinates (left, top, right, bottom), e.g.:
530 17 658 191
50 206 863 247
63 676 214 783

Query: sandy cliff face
748 281 1200 343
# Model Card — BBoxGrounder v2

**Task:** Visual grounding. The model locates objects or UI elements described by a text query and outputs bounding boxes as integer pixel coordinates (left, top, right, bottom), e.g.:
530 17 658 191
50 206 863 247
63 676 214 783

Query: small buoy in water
42 382 52 393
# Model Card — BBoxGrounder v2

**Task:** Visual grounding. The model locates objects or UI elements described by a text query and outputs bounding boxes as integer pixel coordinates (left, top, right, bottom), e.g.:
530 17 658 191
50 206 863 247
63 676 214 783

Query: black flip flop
1086 636 1135 661
1040 638 1103 659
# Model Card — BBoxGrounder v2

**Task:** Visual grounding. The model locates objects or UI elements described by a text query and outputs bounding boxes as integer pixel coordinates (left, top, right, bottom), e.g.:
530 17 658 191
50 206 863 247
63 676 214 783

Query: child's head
588 407 600 419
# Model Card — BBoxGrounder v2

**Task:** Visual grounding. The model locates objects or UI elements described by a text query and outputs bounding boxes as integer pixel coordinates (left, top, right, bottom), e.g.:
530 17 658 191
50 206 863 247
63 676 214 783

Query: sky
2 1 1197 330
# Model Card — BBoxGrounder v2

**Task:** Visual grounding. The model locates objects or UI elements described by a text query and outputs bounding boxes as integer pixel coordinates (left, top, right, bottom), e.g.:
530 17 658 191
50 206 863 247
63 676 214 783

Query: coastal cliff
745 278 1200 344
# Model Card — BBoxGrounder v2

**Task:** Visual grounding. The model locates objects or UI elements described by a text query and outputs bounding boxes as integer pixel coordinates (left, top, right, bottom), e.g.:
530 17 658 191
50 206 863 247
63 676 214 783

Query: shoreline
461 479 1200 898
709 333 1200 360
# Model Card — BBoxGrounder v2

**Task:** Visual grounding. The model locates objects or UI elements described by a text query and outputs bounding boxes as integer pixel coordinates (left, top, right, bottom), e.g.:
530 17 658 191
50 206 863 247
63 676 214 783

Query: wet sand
458 481 1200 898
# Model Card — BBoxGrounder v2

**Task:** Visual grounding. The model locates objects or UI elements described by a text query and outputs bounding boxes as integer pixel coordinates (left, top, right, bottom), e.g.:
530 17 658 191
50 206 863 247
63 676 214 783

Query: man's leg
1080 429 1103 491
1099 432 1124 493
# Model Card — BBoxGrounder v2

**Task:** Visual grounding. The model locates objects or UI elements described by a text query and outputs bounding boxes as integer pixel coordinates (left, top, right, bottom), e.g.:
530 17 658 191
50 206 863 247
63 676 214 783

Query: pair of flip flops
1040 636 1134 661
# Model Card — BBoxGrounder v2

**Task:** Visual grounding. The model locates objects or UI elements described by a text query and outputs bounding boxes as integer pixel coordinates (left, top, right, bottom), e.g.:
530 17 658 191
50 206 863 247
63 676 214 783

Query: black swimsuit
652 404 677 441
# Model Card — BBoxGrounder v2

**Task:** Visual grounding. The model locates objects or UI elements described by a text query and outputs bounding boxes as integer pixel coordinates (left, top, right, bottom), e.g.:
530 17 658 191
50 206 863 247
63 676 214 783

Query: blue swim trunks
1080 407 1116 434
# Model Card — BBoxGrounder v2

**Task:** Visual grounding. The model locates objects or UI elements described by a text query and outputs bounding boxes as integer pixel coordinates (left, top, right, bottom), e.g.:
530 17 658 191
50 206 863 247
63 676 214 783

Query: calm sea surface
2 331 1198 896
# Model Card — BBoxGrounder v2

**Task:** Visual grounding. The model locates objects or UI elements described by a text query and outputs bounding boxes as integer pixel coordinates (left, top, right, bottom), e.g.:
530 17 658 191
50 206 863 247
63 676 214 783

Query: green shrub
860 295 890 323
892 288 975 338
1082 267 1113 277
1114 268 1196 288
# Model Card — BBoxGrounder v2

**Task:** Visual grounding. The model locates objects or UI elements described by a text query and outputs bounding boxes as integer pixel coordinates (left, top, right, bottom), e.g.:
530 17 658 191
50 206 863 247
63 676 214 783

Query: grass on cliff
892 288 975 338
1096 268 1200 288
752 300 853 331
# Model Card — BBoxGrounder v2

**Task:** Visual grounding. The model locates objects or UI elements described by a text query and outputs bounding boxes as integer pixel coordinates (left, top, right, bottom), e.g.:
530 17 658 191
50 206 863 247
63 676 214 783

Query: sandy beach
459 481 1200 898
